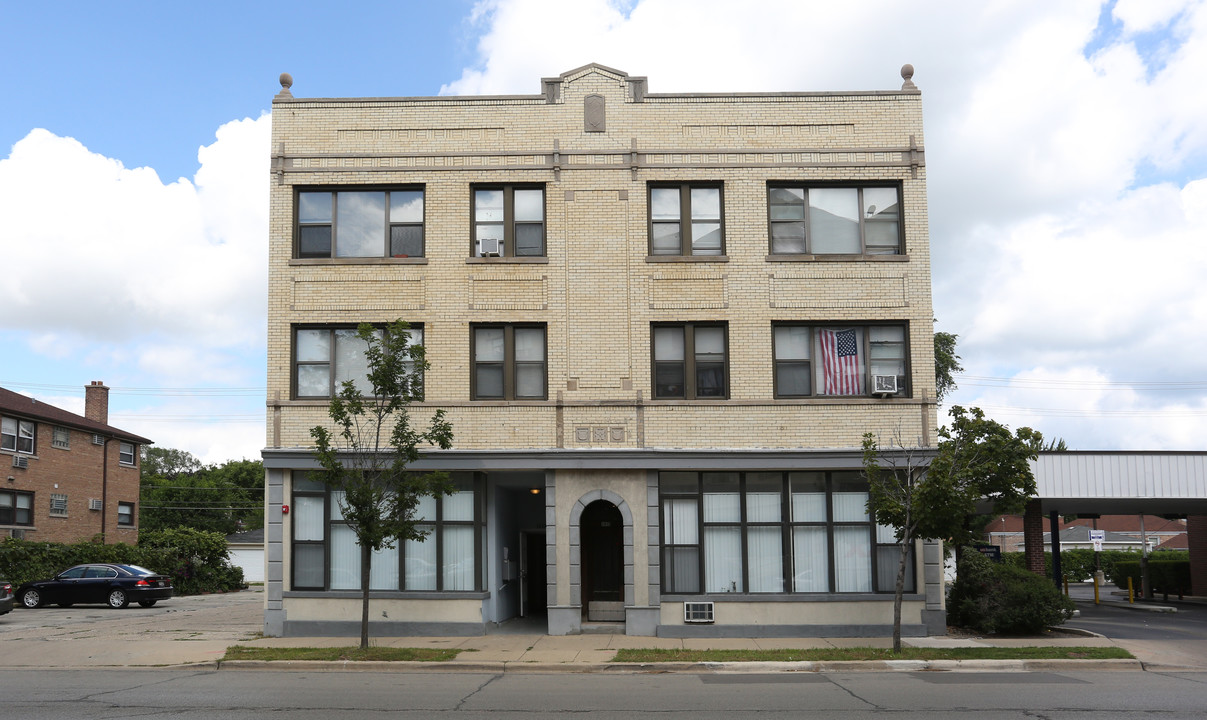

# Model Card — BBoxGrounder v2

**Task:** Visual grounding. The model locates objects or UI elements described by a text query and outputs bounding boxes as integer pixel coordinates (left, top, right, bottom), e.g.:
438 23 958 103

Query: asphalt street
0 667 1205 718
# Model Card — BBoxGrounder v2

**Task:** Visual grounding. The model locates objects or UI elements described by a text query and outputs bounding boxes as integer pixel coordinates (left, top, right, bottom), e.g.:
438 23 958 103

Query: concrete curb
1073 599 1177 613
212 657 1146 674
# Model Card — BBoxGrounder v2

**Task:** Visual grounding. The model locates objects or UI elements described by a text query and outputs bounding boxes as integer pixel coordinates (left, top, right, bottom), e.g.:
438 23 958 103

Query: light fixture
530 488 541 495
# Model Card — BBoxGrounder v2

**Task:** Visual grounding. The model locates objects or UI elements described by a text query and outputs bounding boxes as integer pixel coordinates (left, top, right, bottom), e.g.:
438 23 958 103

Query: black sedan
0 578 12 616
17 564 173 609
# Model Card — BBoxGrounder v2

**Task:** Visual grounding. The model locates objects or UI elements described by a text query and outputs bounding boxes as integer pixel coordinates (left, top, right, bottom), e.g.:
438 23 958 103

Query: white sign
1089 529 1105 542
1093 539 1104 552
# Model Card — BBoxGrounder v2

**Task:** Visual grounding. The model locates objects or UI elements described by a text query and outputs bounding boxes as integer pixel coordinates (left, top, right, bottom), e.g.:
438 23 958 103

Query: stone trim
567 488 636 611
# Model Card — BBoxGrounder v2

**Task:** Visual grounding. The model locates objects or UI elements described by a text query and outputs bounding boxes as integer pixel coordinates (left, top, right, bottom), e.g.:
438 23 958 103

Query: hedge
0 528 244 596
1113 558 1191 599
1000 549 1187 584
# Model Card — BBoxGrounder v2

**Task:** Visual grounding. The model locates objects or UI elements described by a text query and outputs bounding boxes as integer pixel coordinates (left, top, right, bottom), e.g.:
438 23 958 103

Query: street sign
1089 529 1105 542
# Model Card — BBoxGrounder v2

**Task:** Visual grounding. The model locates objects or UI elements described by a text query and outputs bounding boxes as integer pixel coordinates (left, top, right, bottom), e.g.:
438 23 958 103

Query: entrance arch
568 489 634 624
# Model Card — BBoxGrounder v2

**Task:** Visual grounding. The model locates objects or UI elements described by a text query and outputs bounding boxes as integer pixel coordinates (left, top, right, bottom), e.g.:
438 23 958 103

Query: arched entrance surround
567 489 635 619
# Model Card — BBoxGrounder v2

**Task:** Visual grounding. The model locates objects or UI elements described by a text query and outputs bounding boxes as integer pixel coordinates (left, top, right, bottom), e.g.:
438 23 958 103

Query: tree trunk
360 543 371 650
892 536 911 653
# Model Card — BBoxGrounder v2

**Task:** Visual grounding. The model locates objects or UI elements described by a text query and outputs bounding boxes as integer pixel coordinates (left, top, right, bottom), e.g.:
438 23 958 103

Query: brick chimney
84 381 109 424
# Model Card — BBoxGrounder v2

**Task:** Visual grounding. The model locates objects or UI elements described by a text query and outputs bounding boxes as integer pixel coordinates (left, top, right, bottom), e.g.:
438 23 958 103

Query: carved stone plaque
584 94 605 133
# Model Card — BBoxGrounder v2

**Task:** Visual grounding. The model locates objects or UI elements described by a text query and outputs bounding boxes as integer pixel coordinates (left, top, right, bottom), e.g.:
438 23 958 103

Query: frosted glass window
705 527 743 593
443 526 476 590
293 496 325 541
793 527 829 592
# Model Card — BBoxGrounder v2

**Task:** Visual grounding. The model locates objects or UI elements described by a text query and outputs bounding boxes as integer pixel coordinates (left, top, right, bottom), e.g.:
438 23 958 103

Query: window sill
290 257 429 266
765 253 908 262
49 514 68 519
645 255 729 263
647 398 732 404
466 256 549 264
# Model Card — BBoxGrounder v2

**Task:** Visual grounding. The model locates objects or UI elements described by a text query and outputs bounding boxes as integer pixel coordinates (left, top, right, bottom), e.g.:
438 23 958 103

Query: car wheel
57 603 74 608
21 589 43 608
137 599 157 608
107 589 129 609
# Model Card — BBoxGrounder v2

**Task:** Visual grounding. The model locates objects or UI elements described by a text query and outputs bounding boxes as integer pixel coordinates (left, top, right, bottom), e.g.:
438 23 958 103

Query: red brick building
1 382 151 543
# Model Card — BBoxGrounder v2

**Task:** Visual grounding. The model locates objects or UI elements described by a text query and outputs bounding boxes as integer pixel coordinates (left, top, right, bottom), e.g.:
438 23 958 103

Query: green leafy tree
310 320 454 649
863 406 1043 651
140 450 264 535
934 329 963 402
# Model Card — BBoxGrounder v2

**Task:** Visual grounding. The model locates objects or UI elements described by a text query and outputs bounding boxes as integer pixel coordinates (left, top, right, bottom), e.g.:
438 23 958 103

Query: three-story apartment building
263 64 943 637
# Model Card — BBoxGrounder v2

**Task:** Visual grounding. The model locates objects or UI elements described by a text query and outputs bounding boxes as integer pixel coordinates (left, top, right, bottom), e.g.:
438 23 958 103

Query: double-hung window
293 324 424 399
290 472 481 592
659 471 912 595
773 323 908 397
649 184 723 256
652 323 728 399
472 185 545 257
117 501 135 526
297 188 425 259
471 324 547 400
0 490 33 526
1 417 34 454
768 185 901 255
118 442 136 466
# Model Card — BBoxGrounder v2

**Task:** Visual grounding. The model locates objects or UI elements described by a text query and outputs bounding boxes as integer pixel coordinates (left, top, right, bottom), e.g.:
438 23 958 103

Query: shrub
1113 558 1191 598
0 529 243 596
949 547 1075 634
1001 548 1155 584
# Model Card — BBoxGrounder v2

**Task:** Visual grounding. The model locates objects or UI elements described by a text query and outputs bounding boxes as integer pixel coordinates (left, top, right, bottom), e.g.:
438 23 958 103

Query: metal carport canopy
1029 451 1207 516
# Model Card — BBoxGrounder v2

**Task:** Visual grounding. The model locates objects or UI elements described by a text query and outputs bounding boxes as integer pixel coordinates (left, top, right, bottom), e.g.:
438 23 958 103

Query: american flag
819 328 863 395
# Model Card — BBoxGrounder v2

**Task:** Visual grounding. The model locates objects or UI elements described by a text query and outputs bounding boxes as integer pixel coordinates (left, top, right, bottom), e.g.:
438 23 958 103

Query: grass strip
223 645 461 662
611 646 1134 663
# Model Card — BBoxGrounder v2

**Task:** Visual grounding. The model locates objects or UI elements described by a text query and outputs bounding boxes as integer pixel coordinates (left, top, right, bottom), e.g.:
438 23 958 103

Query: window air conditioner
683 601 715 624
11 456 28 469
477 237 502 257
872 374 899 395
92 434 105 445
89 498 104 511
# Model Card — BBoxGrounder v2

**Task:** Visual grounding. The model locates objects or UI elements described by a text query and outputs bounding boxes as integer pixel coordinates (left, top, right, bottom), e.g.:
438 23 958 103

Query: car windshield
117 565 157 576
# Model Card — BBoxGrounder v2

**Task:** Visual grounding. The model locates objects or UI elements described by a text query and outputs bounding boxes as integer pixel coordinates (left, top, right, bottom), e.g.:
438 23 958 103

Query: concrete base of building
280 620 488 637
548 606 581 635
625 606 660 636
920 608 947 635
656 623 931 639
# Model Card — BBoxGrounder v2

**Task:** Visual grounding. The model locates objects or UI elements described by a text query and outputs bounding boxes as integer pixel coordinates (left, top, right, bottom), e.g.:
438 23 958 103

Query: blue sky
3 0 1206 463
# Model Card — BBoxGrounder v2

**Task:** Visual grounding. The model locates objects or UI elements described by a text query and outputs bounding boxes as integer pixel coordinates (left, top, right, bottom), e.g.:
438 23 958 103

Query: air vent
683 601 715 624
872 374 899 394
11 455 28 469
92 434 105 445
89 498 103 511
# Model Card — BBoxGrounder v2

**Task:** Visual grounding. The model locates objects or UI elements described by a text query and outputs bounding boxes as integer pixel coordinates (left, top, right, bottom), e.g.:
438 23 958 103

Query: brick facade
263 65 942 638
1 384 149 544
1189 514 1207 596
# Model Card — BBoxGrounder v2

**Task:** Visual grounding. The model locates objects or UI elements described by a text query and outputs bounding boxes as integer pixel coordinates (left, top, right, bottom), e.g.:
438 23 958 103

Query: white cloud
0 116 270 462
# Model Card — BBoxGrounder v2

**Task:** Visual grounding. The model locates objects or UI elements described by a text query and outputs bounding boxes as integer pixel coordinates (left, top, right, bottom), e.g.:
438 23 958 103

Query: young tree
863 406 1043 651
933 329 964 402
310 320 454 649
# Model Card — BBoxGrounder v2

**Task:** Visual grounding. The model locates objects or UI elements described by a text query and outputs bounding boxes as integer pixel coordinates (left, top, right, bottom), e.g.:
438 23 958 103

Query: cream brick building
263 64 944 638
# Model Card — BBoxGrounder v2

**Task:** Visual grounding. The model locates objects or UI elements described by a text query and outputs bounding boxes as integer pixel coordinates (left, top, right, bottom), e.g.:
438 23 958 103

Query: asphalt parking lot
0 586 263 667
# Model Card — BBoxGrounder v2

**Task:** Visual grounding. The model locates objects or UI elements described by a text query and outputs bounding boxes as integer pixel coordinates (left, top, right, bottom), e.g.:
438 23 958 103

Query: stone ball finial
280 73 294 90
900 64 916 90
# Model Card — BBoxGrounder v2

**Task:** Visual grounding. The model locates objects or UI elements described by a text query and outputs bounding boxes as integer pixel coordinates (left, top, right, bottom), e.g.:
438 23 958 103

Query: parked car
0 579 13 616
17 564 173 609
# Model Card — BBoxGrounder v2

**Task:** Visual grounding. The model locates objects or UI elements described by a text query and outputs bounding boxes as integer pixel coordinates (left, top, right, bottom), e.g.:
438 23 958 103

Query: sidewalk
0 587 1200 673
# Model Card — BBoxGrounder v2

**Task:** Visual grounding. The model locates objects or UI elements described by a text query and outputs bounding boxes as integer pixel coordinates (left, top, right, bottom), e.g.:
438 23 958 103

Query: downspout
101 437 111 543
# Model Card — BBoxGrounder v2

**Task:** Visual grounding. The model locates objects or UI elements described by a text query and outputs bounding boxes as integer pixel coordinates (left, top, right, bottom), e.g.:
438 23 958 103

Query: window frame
470 323 548 401
647 183 725 257
0 489 34 526
294 186 426 260
471 184 546 258
52 426 70 450
118 442 136 466
289 472 484 592
767 183 903 256
117 501 135 526
1 416 35 454
771 322 910 398
292 323 424 400
658 470 913 596
651 322 729 400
